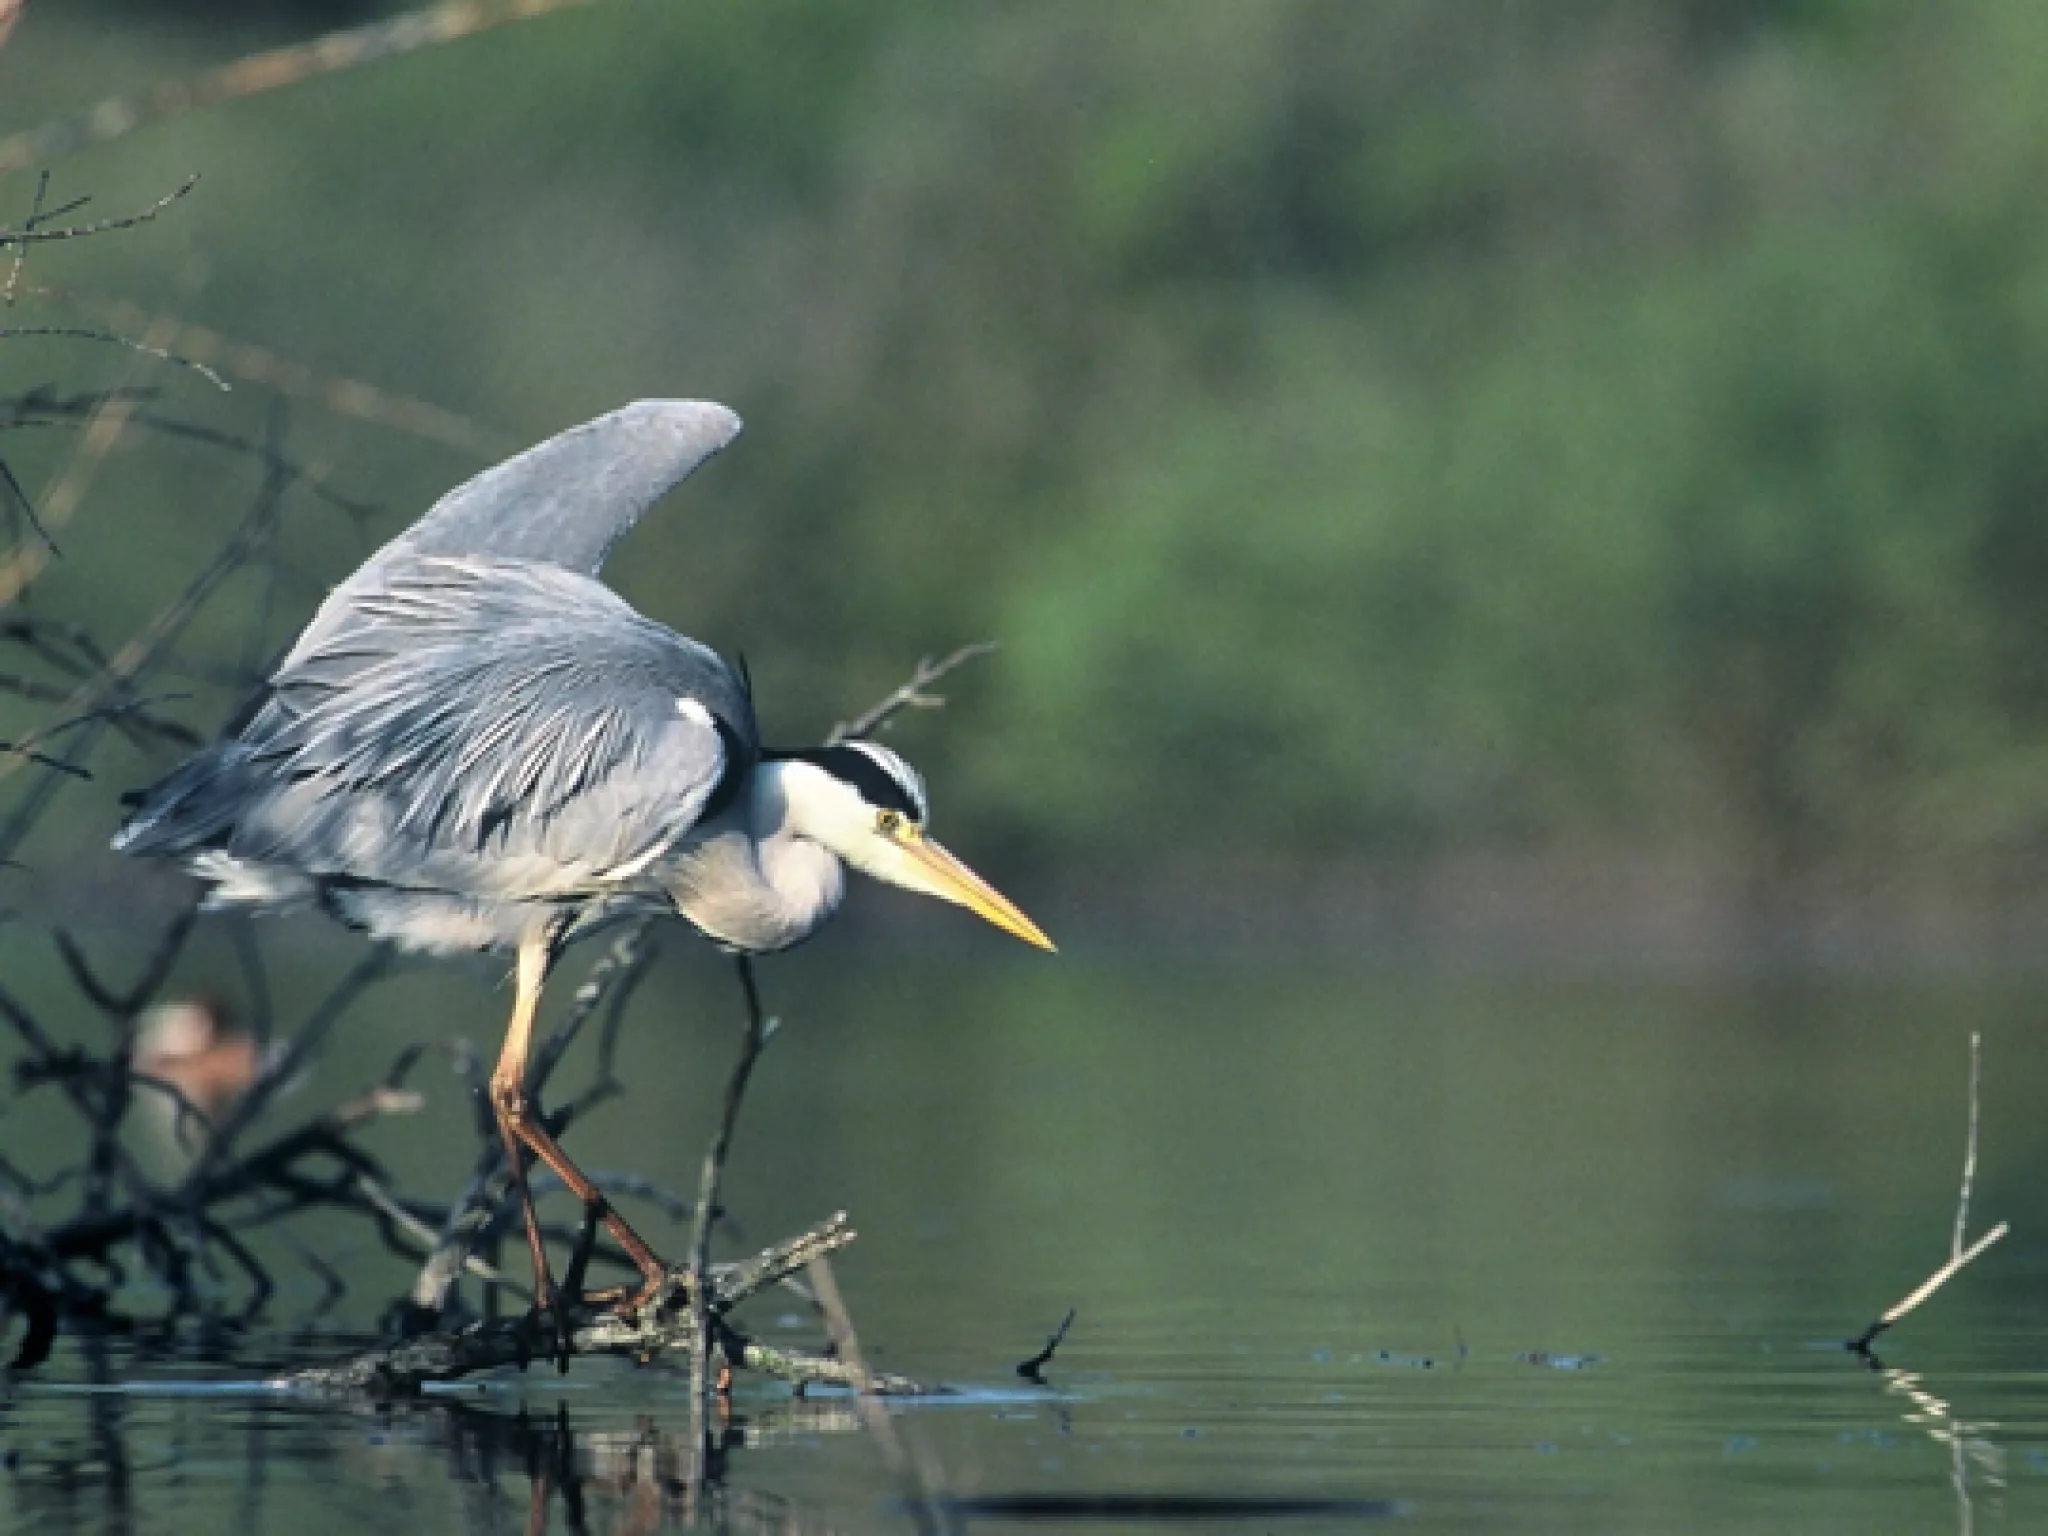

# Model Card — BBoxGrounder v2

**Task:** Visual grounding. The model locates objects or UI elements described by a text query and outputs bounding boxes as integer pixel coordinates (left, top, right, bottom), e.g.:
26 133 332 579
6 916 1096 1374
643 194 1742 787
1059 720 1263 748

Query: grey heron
113 400 1052 1321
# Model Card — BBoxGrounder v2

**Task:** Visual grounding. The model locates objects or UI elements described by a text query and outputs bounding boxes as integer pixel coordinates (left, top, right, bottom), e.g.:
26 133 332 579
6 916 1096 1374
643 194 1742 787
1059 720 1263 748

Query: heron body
113 400 1050 1321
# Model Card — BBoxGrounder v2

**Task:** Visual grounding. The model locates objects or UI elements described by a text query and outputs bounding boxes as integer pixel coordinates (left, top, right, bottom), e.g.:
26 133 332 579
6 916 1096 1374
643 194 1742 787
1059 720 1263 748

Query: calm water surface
6 948 2048 1531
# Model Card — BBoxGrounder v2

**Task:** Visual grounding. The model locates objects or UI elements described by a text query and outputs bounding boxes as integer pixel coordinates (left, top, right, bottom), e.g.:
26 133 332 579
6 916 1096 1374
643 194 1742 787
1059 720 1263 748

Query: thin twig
0 388 376 519
0 327 230 390
181 951 393 1188
1855 1226 2010 1350
13 288 508 456
54 904 200 1021
3 170 50 309
1016 1307 1076 1384
0 4 601 174
687 956 777 1425
0 329 158 606
0 177 197 247
1849 1032 2009 1353
828 642 998 745
1952 1032 1983 1261
0 456 56 554
808 1253 951 1530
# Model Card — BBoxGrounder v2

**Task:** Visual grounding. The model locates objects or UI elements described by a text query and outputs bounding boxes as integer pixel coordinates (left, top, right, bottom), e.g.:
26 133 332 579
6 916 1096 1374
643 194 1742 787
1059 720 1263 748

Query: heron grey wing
227 556 758 892
278 401 741 675
394 400 742 574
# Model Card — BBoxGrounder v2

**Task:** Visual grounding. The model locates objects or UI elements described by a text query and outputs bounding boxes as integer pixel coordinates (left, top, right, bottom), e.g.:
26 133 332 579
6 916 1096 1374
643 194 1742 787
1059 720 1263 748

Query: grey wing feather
396 400 739 576
119 557 758 899
279 400 741 676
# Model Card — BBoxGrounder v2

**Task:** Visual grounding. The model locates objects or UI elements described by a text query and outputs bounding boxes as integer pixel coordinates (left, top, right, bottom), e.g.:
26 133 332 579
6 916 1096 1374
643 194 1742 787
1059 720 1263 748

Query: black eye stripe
776 745 922 819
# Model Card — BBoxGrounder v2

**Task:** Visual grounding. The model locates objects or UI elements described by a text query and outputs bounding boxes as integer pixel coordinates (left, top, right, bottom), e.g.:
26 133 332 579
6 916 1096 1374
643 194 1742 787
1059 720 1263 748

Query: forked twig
1849 1033 2009 1354
828 642 997 744
0 176 198 247
280 1212 938 1396
1016 1307 1077 1383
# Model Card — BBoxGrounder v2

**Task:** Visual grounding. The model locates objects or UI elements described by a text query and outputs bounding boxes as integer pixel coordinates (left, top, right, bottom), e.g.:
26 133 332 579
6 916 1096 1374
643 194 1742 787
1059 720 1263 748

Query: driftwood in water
286 1212 933 1396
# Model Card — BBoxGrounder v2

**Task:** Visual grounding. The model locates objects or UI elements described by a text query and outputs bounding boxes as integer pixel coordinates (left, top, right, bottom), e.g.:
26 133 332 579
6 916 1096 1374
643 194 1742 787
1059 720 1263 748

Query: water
6 947 2048 1531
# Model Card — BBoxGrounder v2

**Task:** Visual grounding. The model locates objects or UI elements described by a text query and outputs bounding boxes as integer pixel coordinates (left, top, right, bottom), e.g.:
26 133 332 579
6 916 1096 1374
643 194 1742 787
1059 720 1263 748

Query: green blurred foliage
11 0 2048 909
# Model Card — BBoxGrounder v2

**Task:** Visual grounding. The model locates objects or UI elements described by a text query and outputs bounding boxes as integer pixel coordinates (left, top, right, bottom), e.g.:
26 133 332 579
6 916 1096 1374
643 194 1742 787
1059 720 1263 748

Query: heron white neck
749 758 856 901
666 759 847 953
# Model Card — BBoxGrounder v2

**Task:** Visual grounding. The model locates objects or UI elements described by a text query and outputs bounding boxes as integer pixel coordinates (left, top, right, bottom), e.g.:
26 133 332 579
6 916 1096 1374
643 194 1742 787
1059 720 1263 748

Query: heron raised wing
114 400 1050 1336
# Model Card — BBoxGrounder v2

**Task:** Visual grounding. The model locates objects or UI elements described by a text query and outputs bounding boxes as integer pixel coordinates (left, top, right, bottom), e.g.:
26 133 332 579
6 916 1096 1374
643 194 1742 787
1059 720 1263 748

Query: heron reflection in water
115 401 1052 1322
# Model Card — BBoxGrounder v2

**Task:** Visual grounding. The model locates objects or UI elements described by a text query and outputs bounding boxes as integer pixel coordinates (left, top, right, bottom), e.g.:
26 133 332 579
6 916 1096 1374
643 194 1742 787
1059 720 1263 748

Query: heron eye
876 810 904 835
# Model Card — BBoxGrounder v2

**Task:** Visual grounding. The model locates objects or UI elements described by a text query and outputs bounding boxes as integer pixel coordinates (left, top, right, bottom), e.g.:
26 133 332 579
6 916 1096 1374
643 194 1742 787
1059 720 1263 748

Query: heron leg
489 934 564 1340
488 932 672 1325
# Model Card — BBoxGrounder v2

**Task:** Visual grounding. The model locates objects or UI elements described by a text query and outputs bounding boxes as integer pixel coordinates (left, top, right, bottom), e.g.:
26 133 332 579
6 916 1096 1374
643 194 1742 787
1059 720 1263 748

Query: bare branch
804 1252 954 1520
0 456 56 554
0 175 198 246
2 170 50 308
1952 1029 1983 1261
0 326 230 390
1849 1032 2009 1354
828 641 998 745
0 388 377 519
11 291 509 455
0 3 602 175
54 904 200 1020
277 1213 939 1396
0 428 300 855
184 951 393 1183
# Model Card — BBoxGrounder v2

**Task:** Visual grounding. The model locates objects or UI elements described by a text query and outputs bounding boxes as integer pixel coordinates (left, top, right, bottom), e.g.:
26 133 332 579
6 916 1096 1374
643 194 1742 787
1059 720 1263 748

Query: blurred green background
7 12 2048 1528
12 0 2048 967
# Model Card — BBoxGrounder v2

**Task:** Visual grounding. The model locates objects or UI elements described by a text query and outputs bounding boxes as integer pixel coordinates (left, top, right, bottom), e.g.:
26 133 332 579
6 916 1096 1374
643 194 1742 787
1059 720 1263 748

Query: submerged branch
1849 1032 2009 1354
281 1212 934 1396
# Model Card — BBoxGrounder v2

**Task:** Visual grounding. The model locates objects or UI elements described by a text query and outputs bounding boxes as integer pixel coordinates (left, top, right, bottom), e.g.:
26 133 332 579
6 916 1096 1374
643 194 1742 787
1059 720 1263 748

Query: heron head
774 740 1054 951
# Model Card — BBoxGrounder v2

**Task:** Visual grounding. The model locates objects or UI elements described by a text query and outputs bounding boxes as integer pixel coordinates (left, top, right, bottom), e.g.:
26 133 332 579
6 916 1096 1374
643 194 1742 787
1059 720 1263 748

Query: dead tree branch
0 327 229 390
0 3 602 175
13 290 508 456
282 1212 934 1396
828 641 997 744
1849 1032 2009 1355
0 175 198 247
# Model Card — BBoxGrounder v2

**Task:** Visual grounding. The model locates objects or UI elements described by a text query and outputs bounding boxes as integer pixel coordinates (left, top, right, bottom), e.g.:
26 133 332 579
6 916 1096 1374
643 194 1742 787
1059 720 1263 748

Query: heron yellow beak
895 828 1056 952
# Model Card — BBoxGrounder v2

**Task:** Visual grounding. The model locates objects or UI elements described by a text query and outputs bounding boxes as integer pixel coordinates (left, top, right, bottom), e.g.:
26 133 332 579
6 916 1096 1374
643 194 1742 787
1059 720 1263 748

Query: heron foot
510 1292 576 1374
584 1266 674 1324
548 1290 576 1373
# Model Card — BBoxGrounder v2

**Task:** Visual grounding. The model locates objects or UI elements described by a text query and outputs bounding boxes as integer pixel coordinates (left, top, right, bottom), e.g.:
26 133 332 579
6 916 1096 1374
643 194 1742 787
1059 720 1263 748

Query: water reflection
8 966 2048 1533
1871 1365 2006 1536
3 1369 1417 1534
5 1371 878 1535
382 1398 865 1536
